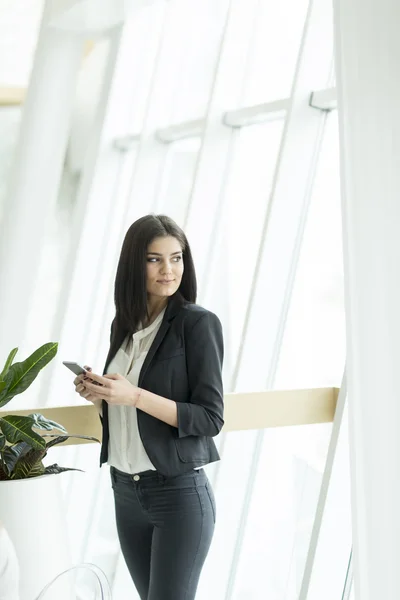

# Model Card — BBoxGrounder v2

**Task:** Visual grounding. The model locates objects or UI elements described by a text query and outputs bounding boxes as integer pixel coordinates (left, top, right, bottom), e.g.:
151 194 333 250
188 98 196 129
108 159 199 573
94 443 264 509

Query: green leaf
45 435 69 449
0 342 58 408
44 434 99 449
0 434 5 451
0 381 7 394
0 416 46 449
0 348 18 380
2 441 30 475
12 448 46 479
0 463 9 480
28 413 67 433
44 464 83 475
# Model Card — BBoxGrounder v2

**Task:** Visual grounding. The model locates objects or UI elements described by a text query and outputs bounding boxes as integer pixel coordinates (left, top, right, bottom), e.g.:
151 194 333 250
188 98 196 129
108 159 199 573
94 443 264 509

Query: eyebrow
147 251 182 256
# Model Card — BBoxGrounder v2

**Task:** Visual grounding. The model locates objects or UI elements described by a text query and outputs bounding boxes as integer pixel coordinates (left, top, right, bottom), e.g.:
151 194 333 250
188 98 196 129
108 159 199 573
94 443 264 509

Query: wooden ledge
0 388 339 446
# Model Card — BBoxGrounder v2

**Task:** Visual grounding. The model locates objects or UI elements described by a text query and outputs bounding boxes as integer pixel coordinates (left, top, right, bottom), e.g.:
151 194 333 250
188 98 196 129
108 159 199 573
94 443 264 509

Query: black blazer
99 294 224 477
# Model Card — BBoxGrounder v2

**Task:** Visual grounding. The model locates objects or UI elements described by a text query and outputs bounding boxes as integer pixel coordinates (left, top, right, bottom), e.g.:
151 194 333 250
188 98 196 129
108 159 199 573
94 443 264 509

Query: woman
74 214 224 600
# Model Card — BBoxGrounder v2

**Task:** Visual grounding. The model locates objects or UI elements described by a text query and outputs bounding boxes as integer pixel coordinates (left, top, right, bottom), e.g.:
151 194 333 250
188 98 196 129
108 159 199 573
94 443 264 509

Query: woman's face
146 236 184 299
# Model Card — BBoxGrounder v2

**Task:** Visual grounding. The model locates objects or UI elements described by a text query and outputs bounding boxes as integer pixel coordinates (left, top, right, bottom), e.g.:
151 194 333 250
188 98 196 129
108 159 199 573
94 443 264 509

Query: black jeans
110 466 216 600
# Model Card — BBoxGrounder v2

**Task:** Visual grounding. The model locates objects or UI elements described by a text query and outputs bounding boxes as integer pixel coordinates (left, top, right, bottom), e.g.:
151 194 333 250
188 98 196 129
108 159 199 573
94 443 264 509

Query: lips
157 280 174 284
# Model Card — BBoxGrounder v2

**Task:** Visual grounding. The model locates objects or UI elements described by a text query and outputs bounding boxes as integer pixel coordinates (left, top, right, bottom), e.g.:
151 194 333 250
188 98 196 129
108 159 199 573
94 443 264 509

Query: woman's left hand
80 372 141 407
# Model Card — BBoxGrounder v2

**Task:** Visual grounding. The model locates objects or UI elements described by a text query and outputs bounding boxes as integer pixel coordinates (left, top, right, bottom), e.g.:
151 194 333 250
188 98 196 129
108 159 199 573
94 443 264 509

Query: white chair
34 564 112 600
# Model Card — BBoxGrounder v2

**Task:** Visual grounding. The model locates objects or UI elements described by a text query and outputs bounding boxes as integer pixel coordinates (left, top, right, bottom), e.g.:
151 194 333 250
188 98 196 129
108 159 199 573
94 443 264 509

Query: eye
147 257 159 263
173 255 183 262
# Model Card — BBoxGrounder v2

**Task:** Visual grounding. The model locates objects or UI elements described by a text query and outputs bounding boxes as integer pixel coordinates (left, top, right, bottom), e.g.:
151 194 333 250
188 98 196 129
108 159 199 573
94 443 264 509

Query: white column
0 1 85 362
333 1 400 599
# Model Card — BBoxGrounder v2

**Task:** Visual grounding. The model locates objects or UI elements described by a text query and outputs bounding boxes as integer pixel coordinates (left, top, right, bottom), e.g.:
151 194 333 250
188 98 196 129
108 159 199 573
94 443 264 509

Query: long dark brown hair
112 214 196 341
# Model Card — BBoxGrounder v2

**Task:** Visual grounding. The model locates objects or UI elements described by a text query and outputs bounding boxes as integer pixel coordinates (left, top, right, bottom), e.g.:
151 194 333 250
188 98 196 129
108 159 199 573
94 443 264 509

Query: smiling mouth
157 280 175 284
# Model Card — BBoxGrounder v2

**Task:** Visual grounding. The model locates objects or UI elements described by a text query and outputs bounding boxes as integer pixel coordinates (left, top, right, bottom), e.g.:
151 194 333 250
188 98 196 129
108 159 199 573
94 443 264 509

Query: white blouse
107 308 166 474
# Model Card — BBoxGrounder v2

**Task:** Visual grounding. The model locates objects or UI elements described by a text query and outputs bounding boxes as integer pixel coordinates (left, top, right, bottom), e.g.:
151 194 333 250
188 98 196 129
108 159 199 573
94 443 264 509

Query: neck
146 296 168 325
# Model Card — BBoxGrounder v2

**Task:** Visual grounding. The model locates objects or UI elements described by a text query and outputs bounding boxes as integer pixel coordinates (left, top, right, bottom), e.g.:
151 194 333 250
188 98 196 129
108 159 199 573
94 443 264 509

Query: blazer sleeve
176 312 224 438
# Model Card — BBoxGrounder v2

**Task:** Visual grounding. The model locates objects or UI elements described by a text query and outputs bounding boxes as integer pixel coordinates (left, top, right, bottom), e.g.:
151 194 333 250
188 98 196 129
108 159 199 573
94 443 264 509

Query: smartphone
62 361 87 376
63 361 103 386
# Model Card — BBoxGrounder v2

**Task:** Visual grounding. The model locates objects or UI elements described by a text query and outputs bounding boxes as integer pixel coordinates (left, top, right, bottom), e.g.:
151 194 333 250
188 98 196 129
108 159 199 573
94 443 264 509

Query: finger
81 379 109 397
79 388 99 401
84 371 108 386
87 393 104 403
84 365 92 372
82 393 97 403
74 374 84 386
76 384 85 393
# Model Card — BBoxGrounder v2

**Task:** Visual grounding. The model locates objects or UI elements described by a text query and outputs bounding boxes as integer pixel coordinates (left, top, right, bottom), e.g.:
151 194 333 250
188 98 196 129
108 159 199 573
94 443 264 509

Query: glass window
241 0 309 106
198 120 284 385
305 403 353 600
132 0 230 130
168 0 230 123
154 137 201 226
198 423 332 599
275 112 345 389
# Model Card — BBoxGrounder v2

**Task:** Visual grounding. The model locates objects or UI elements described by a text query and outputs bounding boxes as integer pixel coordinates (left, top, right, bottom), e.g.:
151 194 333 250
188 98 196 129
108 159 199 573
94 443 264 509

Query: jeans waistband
111 466 156 478
110 465 205 486
110 467 162 481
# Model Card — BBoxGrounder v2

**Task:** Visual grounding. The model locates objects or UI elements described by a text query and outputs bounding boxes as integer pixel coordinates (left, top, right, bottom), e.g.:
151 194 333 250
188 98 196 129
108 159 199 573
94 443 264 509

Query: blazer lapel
138 292 184 387
138 319 170 386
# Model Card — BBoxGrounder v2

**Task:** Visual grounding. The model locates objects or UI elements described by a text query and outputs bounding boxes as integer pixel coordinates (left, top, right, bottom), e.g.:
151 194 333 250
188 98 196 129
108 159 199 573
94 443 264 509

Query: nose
160 260 173 275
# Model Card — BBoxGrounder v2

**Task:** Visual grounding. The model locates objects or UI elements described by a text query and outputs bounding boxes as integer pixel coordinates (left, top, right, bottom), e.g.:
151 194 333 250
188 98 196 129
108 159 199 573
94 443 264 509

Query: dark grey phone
62 361 87 376
63 361 102 386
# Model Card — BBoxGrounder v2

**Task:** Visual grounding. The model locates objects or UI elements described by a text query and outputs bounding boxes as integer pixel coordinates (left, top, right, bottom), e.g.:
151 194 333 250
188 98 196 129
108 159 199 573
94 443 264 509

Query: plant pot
0 473 73 600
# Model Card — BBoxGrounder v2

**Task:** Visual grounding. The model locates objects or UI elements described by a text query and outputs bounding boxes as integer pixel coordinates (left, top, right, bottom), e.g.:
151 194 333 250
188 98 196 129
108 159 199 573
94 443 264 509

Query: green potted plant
0 342 99 600
0 342 98 480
